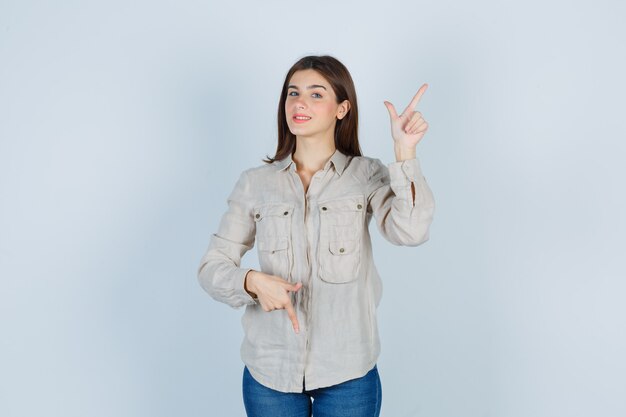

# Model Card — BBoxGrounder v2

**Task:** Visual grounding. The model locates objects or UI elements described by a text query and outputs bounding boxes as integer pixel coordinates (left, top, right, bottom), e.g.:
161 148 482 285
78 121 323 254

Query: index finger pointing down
285 301 300 334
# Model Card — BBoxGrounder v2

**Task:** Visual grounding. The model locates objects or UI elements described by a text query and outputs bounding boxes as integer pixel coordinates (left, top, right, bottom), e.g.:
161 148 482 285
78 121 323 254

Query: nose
294 96 306 110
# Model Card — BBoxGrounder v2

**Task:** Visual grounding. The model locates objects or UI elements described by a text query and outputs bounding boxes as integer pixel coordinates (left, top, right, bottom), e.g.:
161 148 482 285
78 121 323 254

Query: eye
287 91 323 98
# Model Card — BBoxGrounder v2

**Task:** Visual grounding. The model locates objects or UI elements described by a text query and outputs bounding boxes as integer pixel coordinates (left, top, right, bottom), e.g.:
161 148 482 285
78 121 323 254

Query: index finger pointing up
404 83 428 115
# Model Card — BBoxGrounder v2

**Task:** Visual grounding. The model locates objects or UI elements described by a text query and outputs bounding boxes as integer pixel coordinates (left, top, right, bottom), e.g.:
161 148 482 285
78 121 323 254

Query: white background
1 1 625 416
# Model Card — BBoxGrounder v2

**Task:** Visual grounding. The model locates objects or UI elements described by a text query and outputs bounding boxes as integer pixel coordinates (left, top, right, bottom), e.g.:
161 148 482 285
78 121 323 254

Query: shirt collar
277 148 349 176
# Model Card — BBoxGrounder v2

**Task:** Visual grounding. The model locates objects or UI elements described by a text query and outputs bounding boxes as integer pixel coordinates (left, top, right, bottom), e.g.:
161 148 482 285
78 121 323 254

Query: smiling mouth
293 115 311 123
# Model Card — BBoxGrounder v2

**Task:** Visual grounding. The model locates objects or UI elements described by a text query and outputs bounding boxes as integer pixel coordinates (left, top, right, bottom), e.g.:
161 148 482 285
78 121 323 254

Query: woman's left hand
383 83 429 149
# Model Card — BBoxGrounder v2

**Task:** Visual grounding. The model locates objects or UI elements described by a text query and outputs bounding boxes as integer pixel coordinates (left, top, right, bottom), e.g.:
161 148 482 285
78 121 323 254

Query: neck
292 136 336 174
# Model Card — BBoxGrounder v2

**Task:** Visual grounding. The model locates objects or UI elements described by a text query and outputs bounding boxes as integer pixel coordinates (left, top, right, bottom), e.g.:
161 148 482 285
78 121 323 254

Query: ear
337 100 351 120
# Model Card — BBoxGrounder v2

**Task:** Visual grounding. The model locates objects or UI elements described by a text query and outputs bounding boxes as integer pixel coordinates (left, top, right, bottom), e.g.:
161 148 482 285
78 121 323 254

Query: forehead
288 69 330 87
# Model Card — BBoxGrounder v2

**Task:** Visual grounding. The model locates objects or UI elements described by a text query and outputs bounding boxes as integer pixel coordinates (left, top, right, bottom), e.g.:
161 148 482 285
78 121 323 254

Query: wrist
244 270 258 299
394 143 416 161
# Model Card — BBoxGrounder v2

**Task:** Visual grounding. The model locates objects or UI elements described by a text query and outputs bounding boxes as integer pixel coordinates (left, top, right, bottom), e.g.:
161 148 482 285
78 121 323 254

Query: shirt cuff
237 268 259 305
388 157 423 185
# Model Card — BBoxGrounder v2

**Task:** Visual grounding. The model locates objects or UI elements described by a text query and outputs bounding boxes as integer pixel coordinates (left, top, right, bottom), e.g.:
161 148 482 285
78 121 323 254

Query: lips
293 114 311 123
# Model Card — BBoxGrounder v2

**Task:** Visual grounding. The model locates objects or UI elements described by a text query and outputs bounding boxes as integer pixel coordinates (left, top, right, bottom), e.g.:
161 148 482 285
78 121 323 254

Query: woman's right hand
245 270 302 334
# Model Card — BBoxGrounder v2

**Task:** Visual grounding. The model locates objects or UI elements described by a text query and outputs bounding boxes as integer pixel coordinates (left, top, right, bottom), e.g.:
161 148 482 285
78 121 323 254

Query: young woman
197 55 435 417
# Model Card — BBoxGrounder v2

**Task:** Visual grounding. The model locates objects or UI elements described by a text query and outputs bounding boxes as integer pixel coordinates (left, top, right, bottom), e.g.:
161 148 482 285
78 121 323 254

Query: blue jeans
242 364 382 417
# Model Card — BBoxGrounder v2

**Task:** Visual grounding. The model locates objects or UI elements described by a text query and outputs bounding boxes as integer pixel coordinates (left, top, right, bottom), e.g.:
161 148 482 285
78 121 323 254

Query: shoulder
348 155 386 177
243 160 281 177
233 160 283 187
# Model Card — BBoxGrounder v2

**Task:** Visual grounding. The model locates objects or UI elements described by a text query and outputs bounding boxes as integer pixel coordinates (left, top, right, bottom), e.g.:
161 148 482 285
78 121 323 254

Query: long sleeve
197 169 258 309
366 157 435 246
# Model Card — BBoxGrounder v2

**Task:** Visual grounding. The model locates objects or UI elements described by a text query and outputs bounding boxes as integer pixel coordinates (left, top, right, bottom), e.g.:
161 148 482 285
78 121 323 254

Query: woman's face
285 69 349 141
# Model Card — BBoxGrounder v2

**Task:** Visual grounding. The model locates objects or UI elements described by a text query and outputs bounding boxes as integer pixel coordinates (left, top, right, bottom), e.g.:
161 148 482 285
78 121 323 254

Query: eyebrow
287 84 327 90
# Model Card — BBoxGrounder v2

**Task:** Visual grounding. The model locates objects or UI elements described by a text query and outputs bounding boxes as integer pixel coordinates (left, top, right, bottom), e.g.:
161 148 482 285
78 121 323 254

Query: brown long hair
263 55 362 164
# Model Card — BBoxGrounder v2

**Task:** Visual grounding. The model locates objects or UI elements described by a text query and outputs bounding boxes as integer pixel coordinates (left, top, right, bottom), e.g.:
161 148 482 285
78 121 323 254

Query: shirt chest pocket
253 203 294 280
317 195 365 284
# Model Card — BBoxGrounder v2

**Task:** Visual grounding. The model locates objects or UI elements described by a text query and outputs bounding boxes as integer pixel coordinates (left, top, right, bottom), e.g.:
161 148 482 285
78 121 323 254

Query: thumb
383 100 398 119
287 282 303 292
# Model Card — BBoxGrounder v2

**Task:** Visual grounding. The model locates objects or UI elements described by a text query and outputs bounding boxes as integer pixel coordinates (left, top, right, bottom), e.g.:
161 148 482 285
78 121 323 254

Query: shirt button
322 206 327 211
255 213 260 219
339 247 345 253
357 204 362 209
283 211 289 215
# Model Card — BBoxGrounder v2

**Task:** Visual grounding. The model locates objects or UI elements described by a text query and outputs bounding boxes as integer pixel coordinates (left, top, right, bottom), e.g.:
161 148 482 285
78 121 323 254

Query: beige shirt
197 148 435 393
